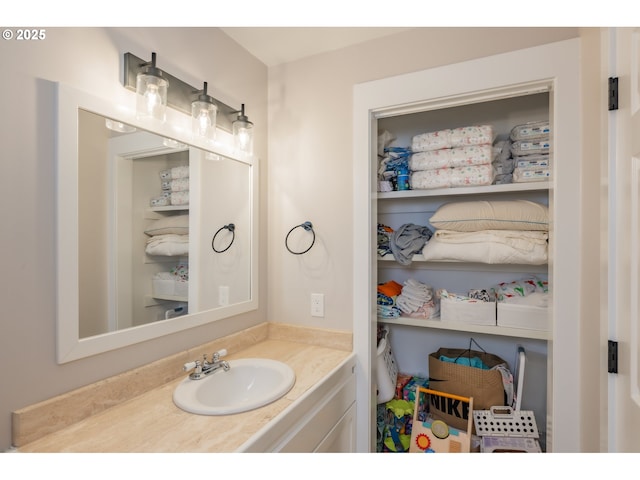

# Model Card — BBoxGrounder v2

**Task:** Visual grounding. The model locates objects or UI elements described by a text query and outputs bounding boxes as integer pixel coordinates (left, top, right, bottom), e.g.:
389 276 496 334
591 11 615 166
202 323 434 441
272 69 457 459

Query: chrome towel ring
285 221 315 255
212 223 235 253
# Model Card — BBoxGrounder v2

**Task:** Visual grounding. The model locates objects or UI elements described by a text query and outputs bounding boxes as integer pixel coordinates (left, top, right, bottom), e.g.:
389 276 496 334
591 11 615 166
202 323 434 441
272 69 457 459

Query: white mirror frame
56 82 259 363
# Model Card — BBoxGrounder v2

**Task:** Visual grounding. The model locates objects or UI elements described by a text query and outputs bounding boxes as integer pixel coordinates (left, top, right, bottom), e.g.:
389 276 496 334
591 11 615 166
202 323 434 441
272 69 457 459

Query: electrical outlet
311 293 324 317
219 286 229 306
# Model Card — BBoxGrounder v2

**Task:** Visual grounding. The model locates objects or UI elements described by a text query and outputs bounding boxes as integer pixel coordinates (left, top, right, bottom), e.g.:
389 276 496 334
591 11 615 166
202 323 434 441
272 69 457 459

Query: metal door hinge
608 340 618 374
609 77 619 111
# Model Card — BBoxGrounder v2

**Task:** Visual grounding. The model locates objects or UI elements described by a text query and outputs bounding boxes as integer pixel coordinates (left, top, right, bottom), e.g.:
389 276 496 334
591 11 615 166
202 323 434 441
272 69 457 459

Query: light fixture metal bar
124 52 236 132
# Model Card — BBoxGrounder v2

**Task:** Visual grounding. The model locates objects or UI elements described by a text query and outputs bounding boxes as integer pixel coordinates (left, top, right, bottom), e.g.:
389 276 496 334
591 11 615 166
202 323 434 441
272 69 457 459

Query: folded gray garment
390 223 433 265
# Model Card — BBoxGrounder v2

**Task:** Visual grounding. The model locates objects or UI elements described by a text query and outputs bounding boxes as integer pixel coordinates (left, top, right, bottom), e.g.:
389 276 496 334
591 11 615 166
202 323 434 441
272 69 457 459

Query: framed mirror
56 83 258 363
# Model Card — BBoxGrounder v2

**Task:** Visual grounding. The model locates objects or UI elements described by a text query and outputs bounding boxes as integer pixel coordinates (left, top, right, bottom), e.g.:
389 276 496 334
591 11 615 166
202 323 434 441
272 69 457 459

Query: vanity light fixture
135 52 169 123
123 52 252 137
191 82 218 142
232 104 254 155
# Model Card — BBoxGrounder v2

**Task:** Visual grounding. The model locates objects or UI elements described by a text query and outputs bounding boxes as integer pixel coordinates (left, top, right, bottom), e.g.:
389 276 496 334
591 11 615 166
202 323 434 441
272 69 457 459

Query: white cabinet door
610 27 640 452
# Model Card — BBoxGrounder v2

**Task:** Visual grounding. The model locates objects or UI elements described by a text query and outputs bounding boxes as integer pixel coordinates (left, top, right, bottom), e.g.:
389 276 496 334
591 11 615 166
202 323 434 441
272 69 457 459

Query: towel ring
212 223 235 253
285 221 315 255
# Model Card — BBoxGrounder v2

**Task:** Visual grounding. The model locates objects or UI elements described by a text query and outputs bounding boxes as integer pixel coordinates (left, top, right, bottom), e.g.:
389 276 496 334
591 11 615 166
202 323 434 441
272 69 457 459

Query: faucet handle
183 360 200 372
212 349 228 361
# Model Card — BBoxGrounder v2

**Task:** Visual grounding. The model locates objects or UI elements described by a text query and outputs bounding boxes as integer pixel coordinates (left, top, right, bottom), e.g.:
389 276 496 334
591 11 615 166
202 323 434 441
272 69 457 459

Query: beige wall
0 27 268 450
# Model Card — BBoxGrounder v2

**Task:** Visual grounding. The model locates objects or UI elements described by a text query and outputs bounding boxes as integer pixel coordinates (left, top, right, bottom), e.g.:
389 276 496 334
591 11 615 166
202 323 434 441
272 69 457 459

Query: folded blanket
412 125 493 152
145 234 189 256
409 145 493 171
411 164 494 190
421 229 548 264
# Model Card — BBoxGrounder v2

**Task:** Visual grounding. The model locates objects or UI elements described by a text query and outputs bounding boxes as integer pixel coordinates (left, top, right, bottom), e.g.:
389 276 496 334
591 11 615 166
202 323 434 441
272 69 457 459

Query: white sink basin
173 358 296 415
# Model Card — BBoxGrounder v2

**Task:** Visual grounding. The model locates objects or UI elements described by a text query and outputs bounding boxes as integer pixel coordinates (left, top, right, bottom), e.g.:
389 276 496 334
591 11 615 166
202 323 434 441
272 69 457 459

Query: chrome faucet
183 349 231 380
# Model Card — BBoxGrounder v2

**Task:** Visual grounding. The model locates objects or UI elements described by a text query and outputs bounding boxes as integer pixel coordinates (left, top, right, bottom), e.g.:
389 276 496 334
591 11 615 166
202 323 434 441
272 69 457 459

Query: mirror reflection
77 109 252 339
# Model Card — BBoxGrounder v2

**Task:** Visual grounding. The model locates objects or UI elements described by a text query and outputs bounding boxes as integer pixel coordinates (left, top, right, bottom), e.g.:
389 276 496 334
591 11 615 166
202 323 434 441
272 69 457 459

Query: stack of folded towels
150 165 190 207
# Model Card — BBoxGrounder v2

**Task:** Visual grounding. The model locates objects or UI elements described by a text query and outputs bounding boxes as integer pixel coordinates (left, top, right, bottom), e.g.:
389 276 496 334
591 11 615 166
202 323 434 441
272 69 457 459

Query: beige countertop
14 323 352 453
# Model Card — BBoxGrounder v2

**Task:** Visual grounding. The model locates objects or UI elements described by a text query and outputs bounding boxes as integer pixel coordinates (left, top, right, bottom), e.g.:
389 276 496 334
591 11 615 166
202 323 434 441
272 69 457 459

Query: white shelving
377 181 550 200
353 39 582 453
149 205 189 212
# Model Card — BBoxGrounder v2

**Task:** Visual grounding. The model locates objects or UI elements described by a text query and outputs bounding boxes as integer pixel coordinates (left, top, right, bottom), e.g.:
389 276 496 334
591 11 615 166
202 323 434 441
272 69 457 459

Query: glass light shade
233 120 254 155
191 100 218 142
104 118 136 133
136 73 168 122
162 137 187 149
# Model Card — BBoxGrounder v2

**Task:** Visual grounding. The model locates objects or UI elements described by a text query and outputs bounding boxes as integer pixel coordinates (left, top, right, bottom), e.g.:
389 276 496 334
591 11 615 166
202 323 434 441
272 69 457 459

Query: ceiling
219 27 414 67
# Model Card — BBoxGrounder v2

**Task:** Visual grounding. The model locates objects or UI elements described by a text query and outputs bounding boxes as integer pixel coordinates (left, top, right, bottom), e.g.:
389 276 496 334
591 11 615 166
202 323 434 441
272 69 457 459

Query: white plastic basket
376 325 398 404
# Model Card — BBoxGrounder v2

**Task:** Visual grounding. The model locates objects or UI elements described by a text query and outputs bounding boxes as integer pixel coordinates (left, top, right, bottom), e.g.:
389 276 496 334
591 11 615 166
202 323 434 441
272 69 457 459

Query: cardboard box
440 297 496 326
497 302 548 331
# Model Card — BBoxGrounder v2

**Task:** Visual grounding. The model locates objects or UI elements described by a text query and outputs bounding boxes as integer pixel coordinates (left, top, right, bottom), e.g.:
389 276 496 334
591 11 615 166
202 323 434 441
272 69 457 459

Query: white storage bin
152 277 188 298
497 303 548 331
152 278 175 297
174 280 189 297
376 326 398 404
440 297 496 326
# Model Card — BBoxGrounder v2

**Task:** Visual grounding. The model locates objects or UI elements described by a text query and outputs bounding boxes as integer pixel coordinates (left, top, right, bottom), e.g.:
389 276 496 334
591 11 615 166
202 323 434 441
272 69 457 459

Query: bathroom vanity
13 323 355 452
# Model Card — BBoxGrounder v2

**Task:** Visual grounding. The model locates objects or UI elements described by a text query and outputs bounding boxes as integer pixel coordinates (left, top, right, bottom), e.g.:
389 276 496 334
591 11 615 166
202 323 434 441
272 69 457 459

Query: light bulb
135 54 168 122
191 97 217 142
236 127 252 151
143 84 161 116
196 108 212 136
232 104 254 154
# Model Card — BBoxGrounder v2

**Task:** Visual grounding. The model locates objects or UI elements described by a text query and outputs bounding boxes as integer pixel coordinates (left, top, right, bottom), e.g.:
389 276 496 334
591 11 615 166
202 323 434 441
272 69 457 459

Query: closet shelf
378 316 549 340
378 255 547 273
377 181 550 200
150 294 188 303
149 205 189 212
